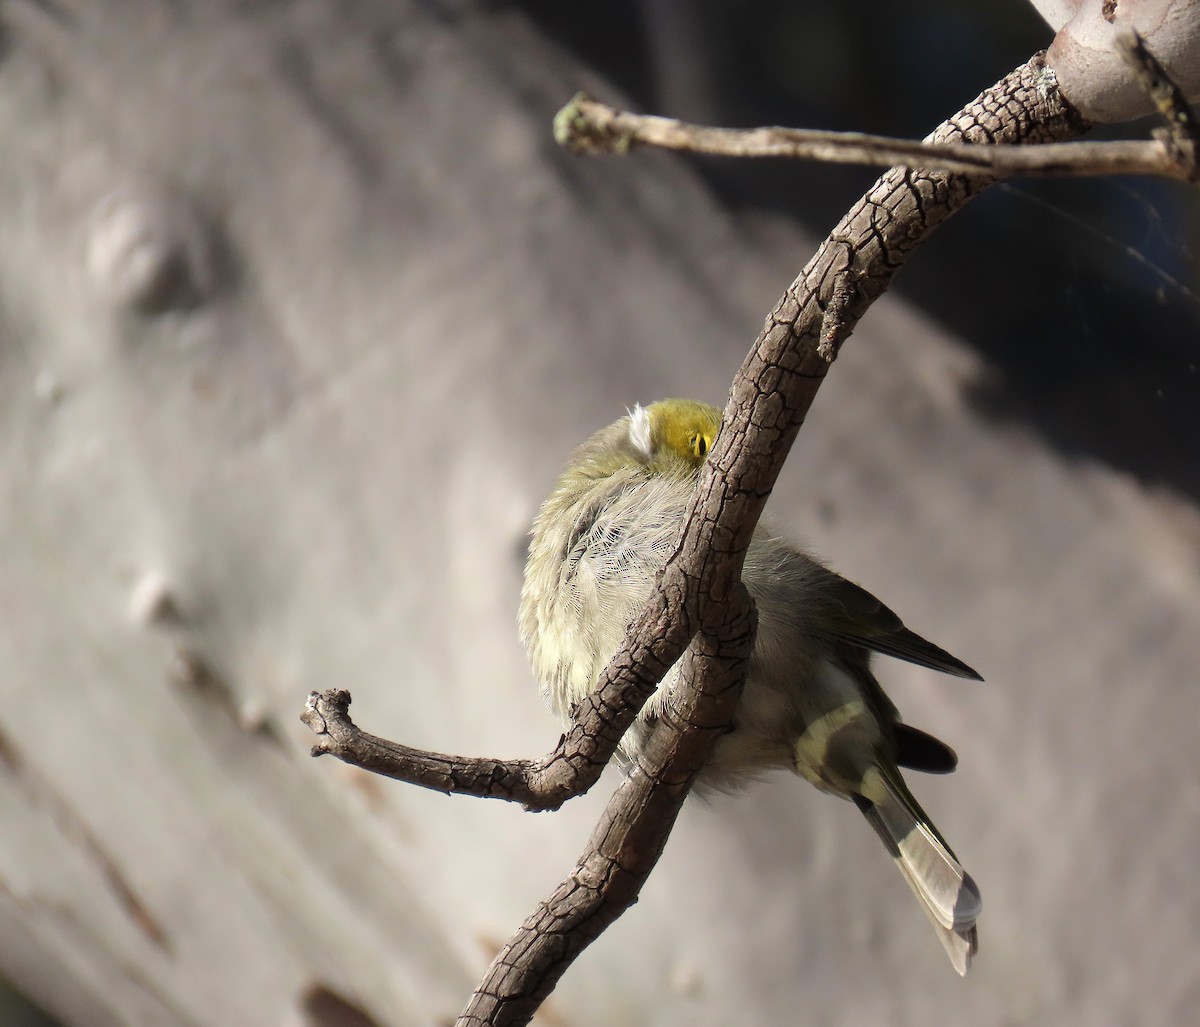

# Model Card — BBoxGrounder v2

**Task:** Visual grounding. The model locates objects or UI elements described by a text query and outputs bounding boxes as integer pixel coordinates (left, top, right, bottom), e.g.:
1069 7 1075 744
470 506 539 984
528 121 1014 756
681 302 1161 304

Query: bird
519 397 982 974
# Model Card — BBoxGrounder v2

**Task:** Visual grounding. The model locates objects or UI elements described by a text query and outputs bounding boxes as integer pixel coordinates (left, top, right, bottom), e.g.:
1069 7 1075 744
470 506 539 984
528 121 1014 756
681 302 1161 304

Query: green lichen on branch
553 92 635 155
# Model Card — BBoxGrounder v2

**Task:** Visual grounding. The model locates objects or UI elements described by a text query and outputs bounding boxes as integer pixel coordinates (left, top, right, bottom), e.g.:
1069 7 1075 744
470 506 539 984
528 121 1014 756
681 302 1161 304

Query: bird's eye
691 433 710 458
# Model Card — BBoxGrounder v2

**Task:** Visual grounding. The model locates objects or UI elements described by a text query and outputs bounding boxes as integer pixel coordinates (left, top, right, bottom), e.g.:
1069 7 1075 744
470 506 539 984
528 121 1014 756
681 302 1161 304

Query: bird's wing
822 574 983 681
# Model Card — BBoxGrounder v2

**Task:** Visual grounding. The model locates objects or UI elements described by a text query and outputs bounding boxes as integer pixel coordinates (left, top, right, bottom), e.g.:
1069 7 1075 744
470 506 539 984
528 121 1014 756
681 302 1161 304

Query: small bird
519 398 982 973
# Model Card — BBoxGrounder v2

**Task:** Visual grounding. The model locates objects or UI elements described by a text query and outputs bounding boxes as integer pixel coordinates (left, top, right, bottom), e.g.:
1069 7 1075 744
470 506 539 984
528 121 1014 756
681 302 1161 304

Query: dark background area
519 0 1200 501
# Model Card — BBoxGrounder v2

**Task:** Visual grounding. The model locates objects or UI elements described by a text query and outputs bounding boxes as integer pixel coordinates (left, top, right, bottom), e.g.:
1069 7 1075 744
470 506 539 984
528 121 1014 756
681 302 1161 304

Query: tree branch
457 599 758 1025
302 667 708 811
554 32 1196 182
456 49 1089 1027
302 562 700 812
552 95 1159 175
303 49 1090 1027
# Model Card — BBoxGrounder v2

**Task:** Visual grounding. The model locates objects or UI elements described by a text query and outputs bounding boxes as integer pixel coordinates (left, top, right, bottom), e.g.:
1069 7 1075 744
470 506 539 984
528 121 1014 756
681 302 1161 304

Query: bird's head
627 398 722 474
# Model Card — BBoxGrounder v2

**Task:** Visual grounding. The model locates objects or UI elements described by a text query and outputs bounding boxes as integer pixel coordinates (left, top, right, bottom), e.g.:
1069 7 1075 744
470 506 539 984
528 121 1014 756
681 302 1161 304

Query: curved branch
457 595 758 1026
301 49 1091 1027
302 669 698 812
455 50 1089 1027
303 570 699 812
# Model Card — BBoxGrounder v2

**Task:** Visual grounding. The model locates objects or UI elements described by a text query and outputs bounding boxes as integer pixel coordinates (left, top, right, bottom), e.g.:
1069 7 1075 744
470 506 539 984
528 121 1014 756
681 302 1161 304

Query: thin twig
555 93 1194 179
302 620 702 811
554 32 1199 183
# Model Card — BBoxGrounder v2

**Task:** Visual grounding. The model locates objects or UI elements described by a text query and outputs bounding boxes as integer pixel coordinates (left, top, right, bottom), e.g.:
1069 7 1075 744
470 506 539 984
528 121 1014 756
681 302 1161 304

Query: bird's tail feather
855 769 981 975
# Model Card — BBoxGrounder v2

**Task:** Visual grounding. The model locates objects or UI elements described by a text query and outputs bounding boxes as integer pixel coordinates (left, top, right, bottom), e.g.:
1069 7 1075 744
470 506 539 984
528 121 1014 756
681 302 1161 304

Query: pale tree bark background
1 2 1199 1026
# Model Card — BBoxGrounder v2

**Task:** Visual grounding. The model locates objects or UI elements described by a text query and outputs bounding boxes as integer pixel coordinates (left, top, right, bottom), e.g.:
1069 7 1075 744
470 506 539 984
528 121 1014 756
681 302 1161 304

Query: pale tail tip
949 924 978 976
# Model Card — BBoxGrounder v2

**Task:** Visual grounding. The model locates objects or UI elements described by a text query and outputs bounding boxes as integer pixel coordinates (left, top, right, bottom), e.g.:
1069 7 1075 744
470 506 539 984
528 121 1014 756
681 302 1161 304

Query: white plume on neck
627 403 655 460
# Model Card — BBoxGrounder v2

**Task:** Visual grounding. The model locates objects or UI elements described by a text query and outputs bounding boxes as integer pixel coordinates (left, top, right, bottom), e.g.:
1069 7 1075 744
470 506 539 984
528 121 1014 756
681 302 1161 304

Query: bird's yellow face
630 398 722 473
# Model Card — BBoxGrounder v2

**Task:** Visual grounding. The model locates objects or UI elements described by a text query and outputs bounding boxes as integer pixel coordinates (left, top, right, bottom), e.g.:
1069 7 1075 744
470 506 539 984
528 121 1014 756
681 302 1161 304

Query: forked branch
461 55 1089 1020
298 35 1200 1026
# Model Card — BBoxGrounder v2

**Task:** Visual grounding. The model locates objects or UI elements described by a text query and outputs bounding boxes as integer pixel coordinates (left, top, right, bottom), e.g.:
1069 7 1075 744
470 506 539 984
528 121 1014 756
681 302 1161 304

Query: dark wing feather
822 574 983 681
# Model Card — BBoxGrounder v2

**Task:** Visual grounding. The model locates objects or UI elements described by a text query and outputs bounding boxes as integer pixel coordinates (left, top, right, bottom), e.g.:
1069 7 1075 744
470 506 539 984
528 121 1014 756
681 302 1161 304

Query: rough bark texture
457 603 757 1026
698 54 1089 556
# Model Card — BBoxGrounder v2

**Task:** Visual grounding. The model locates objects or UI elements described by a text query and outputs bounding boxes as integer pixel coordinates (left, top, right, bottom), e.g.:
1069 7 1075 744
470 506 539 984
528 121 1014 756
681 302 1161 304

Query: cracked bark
303 51 1089 1027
